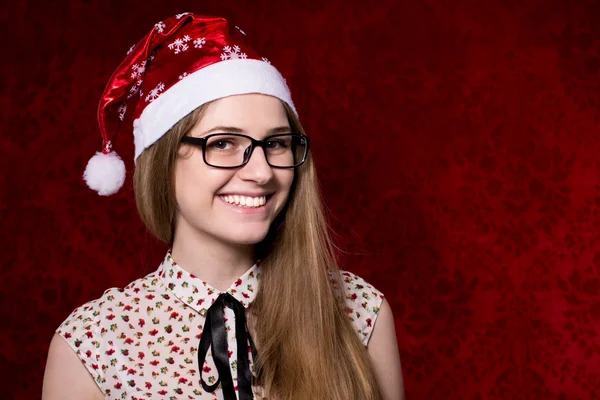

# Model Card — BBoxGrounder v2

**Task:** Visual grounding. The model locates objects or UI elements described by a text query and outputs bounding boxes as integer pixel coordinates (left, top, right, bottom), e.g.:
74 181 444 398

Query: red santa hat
83 13 296 196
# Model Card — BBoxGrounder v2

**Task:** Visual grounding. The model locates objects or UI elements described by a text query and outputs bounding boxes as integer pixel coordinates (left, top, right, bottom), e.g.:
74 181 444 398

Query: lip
217 193 275 215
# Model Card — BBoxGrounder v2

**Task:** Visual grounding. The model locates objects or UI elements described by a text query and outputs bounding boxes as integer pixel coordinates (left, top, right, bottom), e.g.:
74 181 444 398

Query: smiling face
173 94 295 247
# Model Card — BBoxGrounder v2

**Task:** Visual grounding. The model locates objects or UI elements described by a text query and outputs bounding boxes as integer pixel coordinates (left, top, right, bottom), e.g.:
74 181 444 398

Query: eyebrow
199 125 293 137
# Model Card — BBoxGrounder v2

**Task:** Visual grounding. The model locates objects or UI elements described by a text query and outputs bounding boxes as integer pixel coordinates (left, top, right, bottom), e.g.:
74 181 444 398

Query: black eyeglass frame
180 133 311 169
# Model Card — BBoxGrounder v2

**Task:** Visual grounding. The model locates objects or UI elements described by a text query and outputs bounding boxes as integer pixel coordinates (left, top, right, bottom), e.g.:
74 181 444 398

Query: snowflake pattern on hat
145 83 165 103
117 104 127 121
56 250 384 398
154 21 166 33
168 36 192 54
221 45 247 61
193 37 206 49
127 79 142 99
131 63 146 79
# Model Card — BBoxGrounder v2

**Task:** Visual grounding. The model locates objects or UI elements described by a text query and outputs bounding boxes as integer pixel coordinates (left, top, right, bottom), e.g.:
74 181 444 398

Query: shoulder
366 297 405 399
338 270 385 346
43 333 105 399
54 270 162 389
57 269 162 337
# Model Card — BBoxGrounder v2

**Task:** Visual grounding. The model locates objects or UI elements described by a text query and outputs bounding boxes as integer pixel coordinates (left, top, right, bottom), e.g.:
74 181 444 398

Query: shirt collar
157 250 262 316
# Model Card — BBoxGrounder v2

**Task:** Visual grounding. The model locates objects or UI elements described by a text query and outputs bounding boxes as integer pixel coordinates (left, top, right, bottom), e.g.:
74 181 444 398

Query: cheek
174 158 236 205
174 158 211 206
276 170 295 195
174 161 194 201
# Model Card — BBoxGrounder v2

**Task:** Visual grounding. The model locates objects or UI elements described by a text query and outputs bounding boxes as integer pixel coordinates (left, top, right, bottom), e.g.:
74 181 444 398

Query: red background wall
2 0 600 398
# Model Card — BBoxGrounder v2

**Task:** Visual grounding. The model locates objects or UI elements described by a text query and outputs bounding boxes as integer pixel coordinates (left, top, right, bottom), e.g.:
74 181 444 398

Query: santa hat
83 13 296 196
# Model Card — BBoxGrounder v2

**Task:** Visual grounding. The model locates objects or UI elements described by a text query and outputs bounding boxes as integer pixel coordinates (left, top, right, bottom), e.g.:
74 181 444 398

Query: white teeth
219 195 268 208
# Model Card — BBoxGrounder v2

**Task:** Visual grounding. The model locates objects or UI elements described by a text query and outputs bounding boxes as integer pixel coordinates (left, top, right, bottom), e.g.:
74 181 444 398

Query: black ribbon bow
198 293 257 400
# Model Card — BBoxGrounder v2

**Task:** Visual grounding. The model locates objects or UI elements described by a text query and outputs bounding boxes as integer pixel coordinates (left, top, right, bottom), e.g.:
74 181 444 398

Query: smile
218 194 269 208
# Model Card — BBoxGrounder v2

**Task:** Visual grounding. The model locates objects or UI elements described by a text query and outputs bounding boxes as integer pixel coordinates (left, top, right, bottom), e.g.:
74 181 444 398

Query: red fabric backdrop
2 0 600 398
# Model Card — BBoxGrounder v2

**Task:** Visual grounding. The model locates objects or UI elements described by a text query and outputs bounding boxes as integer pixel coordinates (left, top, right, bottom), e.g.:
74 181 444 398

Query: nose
238 145 274 184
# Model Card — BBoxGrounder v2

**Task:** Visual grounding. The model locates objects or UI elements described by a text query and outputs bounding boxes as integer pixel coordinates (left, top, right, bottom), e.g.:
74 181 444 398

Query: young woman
42 13 404 400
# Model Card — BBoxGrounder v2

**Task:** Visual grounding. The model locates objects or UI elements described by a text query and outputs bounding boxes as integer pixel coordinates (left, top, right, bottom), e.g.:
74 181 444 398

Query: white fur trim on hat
132 58 296 161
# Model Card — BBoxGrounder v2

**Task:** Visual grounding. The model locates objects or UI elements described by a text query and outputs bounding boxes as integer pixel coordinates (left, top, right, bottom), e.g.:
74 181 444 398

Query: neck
170 218 256 292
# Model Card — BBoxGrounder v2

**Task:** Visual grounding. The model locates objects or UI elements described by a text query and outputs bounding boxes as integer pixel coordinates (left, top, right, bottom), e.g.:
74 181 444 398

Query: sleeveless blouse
56 251 384 399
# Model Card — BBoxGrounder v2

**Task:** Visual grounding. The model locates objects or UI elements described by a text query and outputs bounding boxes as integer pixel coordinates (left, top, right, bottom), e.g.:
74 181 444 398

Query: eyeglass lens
204 134 307 167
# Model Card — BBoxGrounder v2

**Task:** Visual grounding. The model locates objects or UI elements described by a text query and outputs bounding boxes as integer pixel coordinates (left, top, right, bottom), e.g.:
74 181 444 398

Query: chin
223 229 270 246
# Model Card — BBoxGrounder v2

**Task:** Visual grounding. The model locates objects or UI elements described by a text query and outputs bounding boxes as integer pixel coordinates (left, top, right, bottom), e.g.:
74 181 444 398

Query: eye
206 135 243 151
266 139 288 149
209 140 233 150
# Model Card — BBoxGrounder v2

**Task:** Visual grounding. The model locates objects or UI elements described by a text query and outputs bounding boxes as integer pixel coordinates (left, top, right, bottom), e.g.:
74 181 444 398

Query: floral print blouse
56 251 384 399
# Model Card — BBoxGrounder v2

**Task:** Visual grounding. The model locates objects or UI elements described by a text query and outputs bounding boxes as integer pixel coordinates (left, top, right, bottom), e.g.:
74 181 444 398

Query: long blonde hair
133 101 383 400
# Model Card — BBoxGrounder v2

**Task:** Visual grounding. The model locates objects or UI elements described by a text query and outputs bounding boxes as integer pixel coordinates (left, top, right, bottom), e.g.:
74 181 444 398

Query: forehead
196 94 289 131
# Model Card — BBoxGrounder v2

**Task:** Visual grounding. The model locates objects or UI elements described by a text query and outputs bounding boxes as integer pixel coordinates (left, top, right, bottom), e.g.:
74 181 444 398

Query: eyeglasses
180 133 310 168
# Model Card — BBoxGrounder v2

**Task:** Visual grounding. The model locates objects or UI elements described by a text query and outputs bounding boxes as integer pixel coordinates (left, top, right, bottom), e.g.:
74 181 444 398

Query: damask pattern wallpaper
2 0 600 398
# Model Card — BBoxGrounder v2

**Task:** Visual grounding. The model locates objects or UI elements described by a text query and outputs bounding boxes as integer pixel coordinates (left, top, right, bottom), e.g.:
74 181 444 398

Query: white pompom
83 151 126 196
